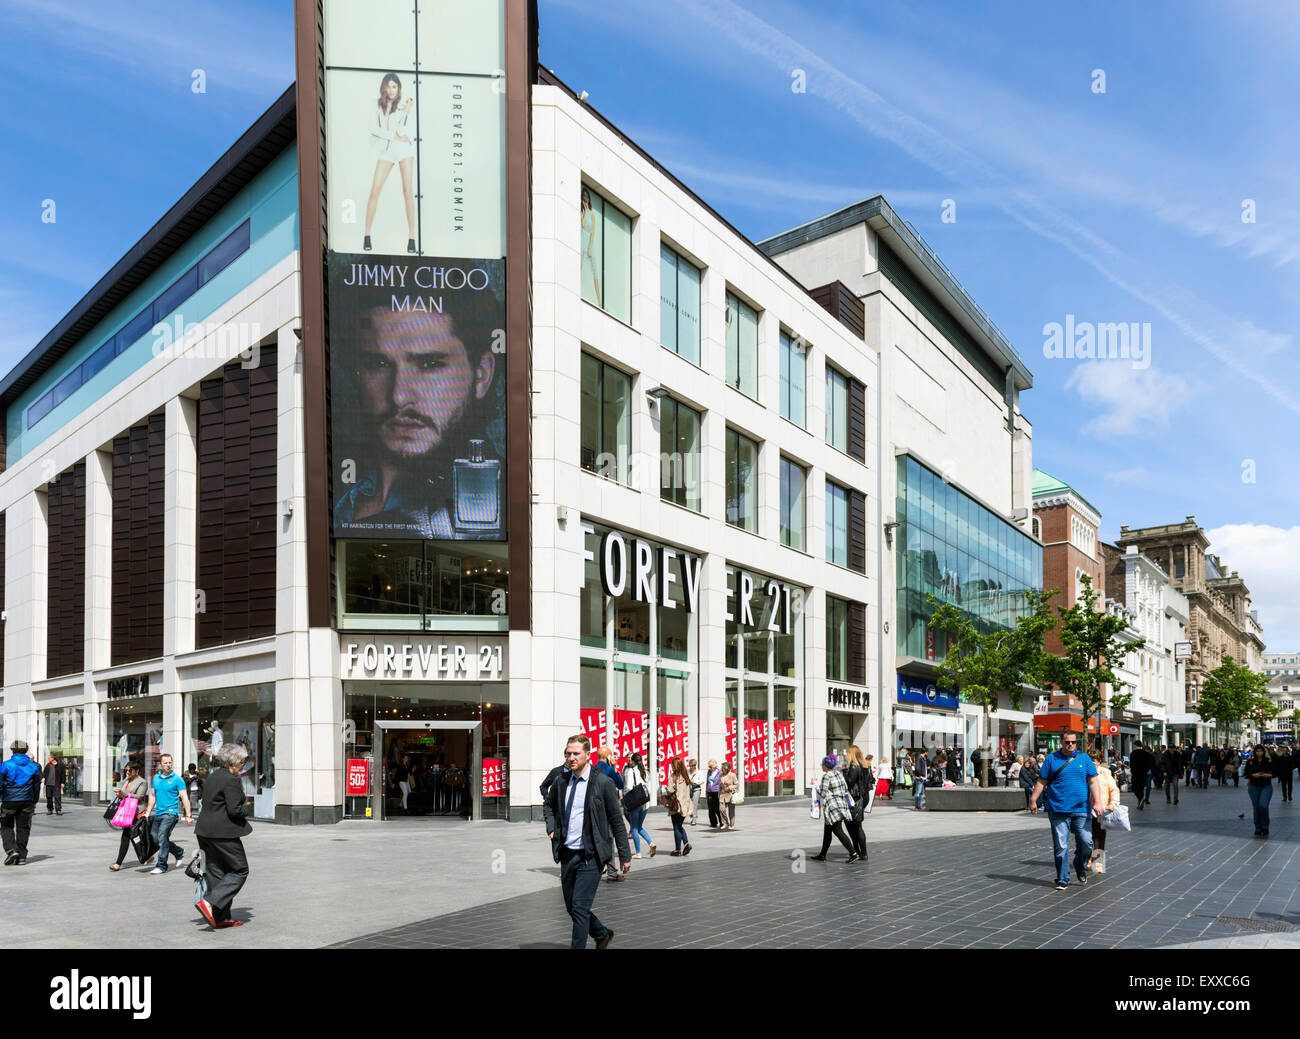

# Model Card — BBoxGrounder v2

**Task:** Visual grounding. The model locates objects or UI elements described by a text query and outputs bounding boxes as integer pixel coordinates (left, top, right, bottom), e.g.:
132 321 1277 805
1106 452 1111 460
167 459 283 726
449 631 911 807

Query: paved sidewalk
5 783 1299 948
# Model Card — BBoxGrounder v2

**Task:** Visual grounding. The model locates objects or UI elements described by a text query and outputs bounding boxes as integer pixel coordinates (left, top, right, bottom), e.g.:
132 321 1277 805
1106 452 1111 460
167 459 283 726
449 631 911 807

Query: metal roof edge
0 84 298 407
759 195 1033 391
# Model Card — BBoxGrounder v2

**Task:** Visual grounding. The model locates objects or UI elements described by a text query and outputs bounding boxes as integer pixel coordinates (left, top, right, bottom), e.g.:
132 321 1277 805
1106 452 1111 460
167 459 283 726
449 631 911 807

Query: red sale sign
346 758 369 796
772 721 795 781
724 718 770 780
745 719 770 782
613 709 648 770
657 714 690 785
482 758 503 797
579 708 606 751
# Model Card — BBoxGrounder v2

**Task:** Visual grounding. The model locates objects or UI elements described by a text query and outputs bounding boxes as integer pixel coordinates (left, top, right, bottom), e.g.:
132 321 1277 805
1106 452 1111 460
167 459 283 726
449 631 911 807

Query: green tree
1197 656 1271 742
1250 693 1278 740
1040 574 1145 755
926 589 1057 788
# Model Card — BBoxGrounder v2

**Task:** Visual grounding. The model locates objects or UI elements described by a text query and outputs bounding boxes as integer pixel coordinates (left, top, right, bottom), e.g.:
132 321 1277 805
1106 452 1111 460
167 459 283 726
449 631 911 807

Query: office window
780 331 806 428
153 265 200 324
827 480 848 567
580 186 632 324
827 596 864 684
726 428 758 532
826 366 848 452
660 244 701 364
780 458 806 551
659 396 702 512
725 293 759 399
581 354 631 483
199 221 251 286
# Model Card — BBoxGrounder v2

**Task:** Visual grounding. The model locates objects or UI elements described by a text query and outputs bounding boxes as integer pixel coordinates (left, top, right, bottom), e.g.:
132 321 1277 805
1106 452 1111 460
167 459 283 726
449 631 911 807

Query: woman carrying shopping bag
810 756 860 864
718 762 739 830
1088 750 1124 874
109 763 147 871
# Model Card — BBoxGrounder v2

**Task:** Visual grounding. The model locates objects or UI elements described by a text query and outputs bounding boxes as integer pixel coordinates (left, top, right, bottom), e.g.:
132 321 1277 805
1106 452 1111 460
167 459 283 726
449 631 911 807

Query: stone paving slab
4 783 1296 948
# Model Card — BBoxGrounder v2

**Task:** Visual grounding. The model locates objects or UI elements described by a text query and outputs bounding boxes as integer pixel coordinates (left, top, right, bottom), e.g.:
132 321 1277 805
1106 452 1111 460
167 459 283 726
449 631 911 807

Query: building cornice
1032 492 1101 529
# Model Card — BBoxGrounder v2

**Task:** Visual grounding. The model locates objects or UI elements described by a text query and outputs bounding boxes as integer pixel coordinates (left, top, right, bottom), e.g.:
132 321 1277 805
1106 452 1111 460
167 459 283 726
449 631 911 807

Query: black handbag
623 783 650 813
103 795 123 821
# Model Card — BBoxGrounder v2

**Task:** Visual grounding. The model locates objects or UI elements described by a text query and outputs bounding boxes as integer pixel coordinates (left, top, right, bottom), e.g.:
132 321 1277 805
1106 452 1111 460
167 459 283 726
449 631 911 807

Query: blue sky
2 0 1296 648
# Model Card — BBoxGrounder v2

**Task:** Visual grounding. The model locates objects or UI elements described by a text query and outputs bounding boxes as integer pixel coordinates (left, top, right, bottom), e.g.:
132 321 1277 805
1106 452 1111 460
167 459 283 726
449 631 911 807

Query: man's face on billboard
357 310 495 461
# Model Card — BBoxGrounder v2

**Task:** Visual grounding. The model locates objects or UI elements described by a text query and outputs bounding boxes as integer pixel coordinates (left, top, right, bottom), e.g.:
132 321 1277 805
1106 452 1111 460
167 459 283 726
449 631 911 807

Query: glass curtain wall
580 524 699 786
896 455 1043 663
41 707 85 801
338 540 510 631
724 565 803 797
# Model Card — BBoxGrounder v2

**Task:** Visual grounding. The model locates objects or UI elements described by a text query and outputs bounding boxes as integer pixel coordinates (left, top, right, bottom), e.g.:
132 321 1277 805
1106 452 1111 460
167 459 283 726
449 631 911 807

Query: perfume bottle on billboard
453 439 501 534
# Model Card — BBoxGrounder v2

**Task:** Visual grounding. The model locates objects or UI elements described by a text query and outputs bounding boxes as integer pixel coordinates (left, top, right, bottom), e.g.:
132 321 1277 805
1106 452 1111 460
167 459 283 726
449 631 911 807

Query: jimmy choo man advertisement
329 253 507 540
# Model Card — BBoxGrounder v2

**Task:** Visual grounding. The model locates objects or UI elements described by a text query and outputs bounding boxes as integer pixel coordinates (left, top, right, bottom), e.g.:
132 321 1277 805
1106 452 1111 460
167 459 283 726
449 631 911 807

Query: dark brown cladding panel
112 414 165 667
848 378 867 464
47 461 87 679
848 601 867 687
848 488 867 576
810 281 865 341
197 345 278 649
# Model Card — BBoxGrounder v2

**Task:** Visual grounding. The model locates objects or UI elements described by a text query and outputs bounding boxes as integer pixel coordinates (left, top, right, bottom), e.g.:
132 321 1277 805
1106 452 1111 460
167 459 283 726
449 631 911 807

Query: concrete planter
925 787 1026 812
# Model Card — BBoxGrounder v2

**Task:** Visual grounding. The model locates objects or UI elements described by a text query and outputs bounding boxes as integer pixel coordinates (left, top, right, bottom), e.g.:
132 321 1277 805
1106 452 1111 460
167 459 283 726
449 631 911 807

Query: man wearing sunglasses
1028 735 1102 891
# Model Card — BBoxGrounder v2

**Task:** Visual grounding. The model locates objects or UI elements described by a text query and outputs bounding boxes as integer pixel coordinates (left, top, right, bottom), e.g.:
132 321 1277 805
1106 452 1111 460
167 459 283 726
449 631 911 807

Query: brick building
1032 469 1104 657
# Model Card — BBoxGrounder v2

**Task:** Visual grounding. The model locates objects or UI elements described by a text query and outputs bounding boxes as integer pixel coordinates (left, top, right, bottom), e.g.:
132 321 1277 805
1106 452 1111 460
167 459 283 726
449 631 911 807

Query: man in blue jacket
1 739 43 865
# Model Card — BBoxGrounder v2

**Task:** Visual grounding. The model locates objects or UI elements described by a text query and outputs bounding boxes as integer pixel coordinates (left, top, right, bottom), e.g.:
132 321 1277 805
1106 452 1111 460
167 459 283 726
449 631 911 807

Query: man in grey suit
544 734 632 949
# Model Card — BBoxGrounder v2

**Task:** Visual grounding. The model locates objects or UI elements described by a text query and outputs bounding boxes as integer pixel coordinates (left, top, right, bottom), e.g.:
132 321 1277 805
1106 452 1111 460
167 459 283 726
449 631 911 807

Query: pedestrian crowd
1 739 255 932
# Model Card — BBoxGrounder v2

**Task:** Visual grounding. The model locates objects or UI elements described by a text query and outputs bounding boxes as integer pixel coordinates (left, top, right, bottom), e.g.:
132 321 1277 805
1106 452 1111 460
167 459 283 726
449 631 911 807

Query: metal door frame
374 721 482 822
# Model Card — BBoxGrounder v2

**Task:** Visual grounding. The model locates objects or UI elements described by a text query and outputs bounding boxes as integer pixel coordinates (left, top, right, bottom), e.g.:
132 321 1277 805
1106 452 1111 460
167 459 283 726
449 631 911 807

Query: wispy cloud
664 0 1300 421
1 0 292 96
1206 524 1300 650
1064 365 1193 438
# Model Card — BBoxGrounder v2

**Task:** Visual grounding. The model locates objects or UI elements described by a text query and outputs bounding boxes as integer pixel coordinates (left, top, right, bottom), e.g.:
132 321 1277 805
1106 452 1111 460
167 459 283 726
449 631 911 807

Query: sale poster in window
745 720 770 783
613 709 647 770
579 708 606 753
772 721 795 782
657 715 690 785
482 758 503 797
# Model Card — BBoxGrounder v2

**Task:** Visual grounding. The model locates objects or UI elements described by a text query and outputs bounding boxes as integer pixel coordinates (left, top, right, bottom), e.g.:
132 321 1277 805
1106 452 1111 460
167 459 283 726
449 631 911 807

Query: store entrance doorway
375 721 482 821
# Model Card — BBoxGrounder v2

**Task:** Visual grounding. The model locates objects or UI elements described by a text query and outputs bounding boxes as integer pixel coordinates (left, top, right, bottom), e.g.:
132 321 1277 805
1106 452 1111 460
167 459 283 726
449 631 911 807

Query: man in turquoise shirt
1028 735 1102 890
144 754 193 874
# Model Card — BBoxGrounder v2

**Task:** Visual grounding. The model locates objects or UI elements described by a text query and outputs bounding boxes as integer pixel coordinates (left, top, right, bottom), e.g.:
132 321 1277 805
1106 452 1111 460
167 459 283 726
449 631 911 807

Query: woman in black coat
843 746 870 860
194 743 254 928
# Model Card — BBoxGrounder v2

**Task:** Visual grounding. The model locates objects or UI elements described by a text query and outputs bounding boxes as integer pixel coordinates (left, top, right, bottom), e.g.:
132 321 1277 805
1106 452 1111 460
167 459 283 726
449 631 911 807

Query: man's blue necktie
563 773 580 839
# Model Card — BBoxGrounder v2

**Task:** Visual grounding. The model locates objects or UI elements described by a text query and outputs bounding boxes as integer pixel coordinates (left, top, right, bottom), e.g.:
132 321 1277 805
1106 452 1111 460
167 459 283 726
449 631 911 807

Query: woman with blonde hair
843 746 870 859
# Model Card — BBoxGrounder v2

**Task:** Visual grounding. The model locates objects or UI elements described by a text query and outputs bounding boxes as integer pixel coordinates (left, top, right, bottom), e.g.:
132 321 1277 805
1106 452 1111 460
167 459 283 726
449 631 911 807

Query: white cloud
1106 466 1149 485
1205 524 1300 653
1063 365 1192 438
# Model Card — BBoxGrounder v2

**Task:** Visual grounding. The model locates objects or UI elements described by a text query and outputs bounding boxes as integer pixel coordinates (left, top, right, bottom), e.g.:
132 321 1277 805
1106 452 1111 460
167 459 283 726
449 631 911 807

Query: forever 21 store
0 0 895 822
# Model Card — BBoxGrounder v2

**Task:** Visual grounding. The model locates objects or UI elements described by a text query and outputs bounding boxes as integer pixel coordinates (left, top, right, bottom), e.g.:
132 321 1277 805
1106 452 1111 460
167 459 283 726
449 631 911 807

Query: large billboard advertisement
324 0 507 540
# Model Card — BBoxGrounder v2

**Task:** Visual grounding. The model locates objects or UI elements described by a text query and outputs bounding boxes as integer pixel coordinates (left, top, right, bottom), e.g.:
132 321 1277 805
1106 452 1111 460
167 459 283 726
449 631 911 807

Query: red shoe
214 920 245 928
195 900 217 927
